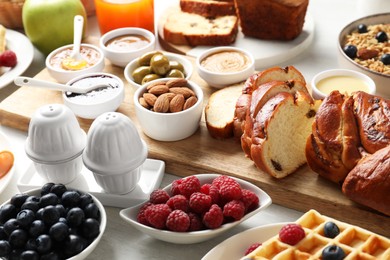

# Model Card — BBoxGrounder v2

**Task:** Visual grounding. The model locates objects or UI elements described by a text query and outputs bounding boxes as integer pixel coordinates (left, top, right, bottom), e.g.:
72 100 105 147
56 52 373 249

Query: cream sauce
106 34 150 52
316 76 370 95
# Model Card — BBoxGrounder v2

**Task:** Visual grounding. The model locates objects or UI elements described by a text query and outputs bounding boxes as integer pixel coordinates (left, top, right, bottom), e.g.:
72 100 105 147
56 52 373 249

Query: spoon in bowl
14 76 105 94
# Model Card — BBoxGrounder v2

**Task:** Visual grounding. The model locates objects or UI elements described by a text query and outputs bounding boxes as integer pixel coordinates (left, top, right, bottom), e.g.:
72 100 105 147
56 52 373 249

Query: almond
146 81 164 91
148 84 169 95
357 48 379 60
169 94 185 113
139 97 150 109
166 78 188 88
153 94 170 113
183 96 198 110
143 93 157 106
169 87 195 98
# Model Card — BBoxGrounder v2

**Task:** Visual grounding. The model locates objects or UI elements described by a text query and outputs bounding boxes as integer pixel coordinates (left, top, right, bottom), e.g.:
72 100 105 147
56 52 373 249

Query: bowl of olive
124 51 193 88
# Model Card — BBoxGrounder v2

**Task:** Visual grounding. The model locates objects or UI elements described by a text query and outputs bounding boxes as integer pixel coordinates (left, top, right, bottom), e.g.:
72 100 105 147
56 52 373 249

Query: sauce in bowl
49 46 101 71
200 51 251 73
105 34 150 52
316 75 370 95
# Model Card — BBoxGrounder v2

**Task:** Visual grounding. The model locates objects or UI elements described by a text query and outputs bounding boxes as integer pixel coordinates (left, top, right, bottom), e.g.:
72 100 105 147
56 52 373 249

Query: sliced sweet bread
180 0 236 17
163 10 239 46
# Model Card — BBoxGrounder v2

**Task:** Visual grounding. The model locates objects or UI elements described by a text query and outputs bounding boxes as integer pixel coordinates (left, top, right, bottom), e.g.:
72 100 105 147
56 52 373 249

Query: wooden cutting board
0 55 389 237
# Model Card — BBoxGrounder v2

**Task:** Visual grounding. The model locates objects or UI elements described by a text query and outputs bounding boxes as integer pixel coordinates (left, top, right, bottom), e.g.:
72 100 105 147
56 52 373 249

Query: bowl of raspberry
119 174 272 244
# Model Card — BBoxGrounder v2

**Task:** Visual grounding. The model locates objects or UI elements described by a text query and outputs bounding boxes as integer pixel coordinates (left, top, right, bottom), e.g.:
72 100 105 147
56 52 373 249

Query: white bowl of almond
133 78 203 141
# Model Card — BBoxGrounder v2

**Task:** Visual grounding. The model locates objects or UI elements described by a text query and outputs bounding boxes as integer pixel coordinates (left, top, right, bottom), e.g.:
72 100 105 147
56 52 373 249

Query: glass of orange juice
94 0 154 34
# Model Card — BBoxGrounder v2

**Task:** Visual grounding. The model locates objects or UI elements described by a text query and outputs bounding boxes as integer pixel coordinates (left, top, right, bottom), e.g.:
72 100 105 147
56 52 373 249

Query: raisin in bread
163 10 238 46
234 0 309 40
180 0 236 17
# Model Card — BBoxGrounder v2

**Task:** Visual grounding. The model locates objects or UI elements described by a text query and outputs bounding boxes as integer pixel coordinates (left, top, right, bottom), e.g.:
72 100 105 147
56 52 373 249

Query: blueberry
84 202 100 220
322 245 345 260
50 184 67 198
25 196 40 203
324 221 340 238
49 222 69 242
380 53 390 65
81 218 100 239
21 201 39 213
0 240 11 257
54 204 66 217
42 205 60 226
3 218 20 236
10 193 29 208
61 190 81 208
64 234 86 257
8 229 28 248
16 209 35 228
35 208 44 220
0 226 7 240
0 204 16 224
36 234 52 254
66 207 85 227
41 183 55 196
376 31 388 42
343 45 357 59
25 238 38 250
40 251 61 260
20 250 40 260
357 24 368 33
29 220 47 238
39 193 59 208
9 249 23 260
79 193 93 209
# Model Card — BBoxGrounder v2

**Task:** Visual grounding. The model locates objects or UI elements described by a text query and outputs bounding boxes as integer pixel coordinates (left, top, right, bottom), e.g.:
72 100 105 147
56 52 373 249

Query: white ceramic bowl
99 27 156 67
25 104 86 184
119 173 272 244
338 13 390 98
311 69 376 100
46 43 105 84
63 72 125 119
133 78 203 141
124 52 193 88
0 187 106 260
83 112 148 194
196 46 255 89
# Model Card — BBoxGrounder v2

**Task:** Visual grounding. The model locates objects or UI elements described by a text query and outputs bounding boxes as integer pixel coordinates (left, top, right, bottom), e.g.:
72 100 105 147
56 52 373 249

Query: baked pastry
0 0 24 29
205 84 243 139
180 0 236 17
163 10 239 46
342 145 390 216
243 209 390 259
234 0 309 40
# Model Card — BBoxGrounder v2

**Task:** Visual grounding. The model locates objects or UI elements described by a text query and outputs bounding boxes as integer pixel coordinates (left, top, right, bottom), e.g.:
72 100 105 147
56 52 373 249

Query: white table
0 0 385 259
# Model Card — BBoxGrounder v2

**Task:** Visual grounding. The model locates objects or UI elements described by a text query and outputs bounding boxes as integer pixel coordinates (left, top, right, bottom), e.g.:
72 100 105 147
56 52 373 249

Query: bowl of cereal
338 13 390 98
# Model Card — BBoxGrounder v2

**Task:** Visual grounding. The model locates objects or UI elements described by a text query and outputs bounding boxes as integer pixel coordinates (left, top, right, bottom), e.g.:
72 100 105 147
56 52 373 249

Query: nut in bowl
119 174 272 244
99 27 156 67
46 43 105 84
311 68 376 100
338 13 390 98
124 51 193 88
196 46 255 89
133 78 203 141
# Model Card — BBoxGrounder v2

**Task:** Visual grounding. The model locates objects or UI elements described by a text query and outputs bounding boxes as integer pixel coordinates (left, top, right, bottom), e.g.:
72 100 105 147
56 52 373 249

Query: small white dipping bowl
46 43 105 84
124 52 193 88
196 46 255 89
133 78 203 142
99 27 156 67
119 173 272 244
63 72 125 119
311 69 376 100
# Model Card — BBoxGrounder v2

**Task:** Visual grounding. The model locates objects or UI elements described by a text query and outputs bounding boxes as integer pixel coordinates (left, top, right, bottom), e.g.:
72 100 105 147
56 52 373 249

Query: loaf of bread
163 10 239 46
180 0 236 17
342 145 390 216
234 0 309 40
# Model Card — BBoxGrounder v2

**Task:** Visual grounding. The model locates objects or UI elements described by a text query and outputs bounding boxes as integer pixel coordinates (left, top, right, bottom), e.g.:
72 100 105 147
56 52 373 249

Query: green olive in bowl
150 54 170 76
166 69 184 78
132 66 152 84
138 51 163 66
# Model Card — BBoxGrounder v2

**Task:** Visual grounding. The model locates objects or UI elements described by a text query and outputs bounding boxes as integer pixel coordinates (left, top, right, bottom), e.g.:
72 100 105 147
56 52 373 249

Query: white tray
17 159 165 208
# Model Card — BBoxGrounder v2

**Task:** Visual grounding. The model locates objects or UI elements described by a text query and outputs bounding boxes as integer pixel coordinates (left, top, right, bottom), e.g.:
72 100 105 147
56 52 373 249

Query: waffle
243 209 390 259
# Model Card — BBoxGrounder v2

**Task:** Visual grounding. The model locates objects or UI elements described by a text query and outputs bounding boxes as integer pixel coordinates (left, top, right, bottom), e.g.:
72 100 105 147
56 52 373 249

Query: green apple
22 0 87 56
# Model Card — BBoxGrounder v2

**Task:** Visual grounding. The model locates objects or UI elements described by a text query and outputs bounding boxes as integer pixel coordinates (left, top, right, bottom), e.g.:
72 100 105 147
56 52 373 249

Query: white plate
0 29 34 89
119 173 272 244
202 222 287 260
17 159 165 208
0 131 15 194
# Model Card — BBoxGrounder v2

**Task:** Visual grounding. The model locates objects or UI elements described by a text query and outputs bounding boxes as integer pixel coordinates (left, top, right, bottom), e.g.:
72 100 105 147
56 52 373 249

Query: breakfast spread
49 45 101 71
200 50 251 73
0 150 13 178
105 34 150 52
343 23 390 74
243 209 390 259
0 183 102 259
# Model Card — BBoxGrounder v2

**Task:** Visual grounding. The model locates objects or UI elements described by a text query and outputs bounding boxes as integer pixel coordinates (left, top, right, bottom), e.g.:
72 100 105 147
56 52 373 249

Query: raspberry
200 184 220 204
136 202 152 226
0 50 17 68
166 195 189 212
171 179 182 196
179 176 201 198
219 182 242 203
241 189 259 212
144 204 172 229
189 192 212 214
244 242 262 256
166 210 190 232
212 175 239 189
188 212 204 231
223 200 245 221
279 224 305 245
203 204 223 229
149 189 170 204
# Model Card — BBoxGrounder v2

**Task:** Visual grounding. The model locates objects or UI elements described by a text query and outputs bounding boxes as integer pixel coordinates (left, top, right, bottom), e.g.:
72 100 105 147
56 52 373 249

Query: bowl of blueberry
0 183 106 259
338 13 390 98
